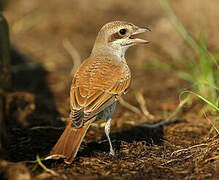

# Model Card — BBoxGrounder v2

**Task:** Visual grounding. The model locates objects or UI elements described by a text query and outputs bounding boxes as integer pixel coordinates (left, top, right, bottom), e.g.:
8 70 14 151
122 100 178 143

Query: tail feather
50 119 93 164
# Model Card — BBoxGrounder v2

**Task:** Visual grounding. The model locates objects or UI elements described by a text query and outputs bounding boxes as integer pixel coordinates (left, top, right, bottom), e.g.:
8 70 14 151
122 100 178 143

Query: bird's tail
50 119 93 164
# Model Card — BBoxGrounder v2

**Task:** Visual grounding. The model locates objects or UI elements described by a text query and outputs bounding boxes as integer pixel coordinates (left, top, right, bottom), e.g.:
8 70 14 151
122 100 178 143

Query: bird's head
92 21 150 58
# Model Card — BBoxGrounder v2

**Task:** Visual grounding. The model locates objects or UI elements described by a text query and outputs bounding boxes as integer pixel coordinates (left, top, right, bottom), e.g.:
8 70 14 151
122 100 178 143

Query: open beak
129 27 151 44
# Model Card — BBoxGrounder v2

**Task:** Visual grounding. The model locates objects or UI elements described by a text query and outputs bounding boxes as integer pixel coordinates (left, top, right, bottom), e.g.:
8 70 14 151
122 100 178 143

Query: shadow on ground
5 123 165 162
5 47 62 161
9 48 60 127
75 124 164 159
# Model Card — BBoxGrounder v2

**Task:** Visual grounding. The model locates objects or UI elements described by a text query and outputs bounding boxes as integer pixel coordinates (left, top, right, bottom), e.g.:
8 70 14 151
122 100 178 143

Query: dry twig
171 143 208 157
142 96 190 128
36 155 59 176
119 97 142 116
62 39 81 77
135 91 154 119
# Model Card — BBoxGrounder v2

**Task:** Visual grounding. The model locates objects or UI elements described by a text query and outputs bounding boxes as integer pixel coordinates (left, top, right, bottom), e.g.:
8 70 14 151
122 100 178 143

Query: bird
50 21 150 164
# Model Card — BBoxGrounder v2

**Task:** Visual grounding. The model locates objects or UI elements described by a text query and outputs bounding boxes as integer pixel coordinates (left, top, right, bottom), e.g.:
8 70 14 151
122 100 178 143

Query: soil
1 0 219 179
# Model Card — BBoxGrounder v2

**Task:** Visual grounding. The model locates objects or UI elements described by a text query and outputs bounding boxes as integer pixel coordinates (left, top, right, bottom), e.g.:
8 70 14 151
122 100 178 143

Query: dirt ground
1 0 219 179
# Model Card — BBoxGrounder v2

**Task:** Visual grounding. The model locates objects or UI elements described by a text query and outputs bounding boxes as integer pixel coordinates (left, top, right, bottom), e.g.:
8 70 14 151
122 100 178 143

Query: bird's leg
105 118 115 156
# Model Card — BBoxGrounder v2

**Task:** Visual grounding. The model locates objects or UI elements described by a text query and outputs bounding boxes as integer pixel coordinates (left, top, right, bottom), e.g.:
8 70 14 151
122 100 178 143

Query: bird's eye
119 29 127 35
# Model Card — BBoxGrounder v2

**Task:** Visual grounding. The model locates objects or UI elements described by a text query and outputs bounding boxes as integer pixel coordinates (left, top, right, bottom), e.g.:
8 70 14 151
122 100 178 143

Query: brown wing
70 56 131 127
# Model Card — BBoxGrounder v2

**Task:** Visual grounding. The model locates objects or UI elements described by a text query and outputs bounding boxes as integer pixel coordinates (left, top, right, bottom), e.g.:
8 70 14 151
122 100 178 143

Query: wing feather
70 57 131 126
74 87 87 106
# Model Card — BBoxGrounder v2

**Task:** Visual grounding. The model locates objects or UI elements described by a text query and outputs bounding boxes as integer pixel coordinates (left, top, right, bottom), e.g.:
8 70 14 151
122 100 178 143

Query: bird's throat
91 44 128 60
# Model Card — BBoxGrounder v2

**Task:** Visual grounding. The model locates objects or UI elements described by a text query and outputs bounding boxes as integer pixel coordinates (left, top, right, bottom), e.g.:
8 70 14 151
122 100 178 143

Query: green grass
152 0 219 115
141 0 219 132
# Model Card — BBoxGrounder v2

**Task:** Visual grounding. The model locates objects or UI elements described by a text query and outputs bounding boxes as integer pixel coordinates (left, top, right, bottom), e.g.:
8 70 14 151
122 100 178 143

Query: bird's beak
130 27 151 44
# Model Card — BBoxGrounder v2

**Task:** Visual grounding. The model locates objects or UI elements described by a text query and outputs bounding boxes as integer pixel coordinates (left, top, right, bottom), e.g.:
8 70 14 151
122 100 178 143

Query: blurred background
2 0 219 120
0 0 218 179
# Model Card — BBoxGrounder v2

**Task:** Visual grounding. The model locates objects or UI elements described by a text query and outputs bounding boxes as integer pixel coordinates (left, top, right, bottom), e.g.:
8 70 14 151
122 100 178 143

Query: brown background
1 0 219 179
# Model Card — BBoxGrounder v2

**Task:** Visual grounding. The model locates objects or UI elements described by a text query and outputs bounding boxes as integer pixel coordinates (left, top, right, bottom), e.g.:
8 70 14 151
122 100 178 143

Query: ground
1 0 219 179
